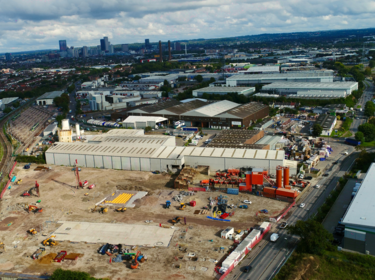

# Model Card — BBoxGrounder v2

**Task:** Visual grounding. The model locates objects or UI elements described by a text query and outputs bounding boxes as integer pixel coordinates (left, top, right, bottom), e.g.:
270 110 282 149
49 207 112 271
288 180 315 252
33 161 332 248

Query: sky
1 0 375 53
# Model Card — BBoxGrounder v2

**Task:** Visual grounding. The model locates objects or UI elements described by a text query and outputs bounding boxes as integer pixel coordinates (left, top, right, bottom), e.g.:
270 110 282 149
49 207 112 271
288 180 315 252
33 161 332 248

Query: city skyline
1 0 375 53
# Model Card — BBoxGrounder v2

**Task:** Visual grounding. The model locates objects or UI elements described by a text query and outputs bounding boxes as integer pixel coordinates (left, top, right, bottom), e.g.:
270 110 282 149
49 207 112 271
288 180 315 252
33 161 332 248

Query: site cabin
221 227 234 239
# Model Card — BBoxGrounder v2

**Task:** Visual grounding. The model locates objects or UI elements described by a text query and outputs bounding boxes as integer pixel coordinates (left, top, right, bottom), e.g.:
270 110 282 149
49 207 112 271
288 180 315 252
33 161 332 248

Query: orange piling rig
283 166 290 187
35 181 40 197
276 166 283 189
75 159 81 189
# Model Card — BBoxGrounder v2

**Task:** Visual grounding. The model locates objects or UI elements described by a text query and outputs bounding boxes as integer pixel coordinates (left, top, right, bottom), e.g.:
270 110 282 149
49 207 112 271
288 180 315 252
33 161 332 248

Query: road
350 79 374 133
230 148 357 280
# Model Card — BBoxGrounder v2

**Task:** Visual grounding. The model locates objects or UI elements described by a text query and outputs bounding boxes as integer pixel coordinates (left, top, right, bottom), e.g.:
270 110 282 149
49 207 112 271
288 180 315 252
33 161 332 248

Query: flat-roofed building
192 87 255 97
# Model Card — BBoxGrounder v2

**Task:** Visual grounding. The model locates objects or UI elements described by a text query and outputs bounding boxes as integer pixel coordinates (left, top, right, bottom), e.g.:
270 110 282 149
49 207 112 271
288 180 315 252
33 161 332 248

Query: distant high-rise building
5 53 12 61
59 40 67 52
67 47 74 57
100 39 106 51
109 45 114 54
159 41 163 62
168 41 171 61
145 39 150 49
104 37 109 52
175 42 181 51
73 48 79 58
82 46 88 57
122 44 129 52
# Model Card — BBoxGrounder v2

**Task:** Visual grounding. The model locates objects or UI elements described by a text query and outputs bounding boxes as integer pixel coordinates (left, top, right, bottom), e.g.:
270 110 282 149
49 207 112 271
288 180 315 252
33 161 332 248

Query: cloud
0 0 375 52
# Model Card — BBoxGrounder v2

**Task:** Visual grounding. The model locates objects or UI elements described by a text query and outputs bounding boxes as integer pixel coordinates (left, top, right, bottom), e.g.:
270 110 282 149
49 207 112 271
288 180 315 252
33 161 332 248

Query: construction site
0 161 295 279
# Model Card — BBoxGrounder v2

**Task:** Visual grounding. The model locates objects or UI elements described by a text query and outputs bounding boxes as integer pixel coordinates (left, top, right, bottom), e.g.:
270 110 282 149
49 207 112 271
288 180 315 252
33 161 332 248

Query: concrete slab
97 190 148 208
53 221 175 247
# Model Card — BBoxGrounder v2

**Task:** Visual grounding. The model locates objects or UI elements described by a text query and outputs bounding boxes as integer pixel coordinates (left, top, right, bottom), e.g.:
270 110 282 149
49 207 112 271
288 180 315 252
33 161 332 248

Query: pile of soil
37 253 57 264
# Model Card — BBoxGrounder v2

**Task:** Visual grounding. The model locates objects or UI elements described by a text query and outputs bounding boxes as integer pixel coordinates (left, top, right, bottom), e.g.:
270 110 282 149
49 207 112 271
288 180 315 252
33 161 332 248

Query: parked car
299 203 306 208
315 184 321 189
243 265 252 273
323 173 329 177
279 222 288 229
270 233 279 242
305 176 313 180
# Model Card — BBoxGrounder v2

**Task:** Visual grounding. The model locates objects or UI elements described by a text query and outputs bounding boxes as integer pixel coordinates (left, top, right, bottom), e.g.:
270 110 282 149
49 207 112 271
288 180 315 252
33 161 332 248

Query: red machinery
54 251 67 262
131 251 141 269
21 181 40 197
75 160 87 188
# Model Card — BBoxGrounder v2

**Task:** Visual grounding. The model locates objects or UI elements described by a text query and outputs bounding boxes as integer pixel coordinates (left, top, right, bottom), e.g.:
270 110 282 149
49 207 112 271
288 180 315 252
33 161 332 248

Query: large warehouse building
260 82 358 96
225 71 334 86
115 99 269 129
342 163 375 255
192 87 255 97
45 129 293 173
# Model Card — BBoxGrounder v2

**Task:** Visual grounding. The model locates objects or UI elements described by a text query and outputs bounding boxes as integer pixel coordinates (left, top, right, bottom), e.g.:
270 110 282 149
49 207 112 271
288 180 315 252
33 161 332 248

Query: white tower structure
58 119 73 142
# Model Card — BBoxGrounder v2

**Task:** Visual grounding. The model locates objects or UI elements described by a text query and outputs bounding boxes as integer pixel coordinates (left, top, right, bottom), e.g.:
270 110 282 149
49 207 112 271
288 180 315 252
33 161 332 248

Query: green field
275 251 375 280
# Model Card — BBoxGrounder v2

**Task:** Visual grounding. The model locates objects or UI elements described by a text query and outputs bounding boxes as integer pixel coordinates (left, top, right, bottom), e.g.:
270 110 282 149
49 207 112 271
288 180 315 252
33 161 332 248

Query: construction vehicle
115 207 126 212
131 251 141 269
91 205 108 214
28 228 37 235
0 242 5 253
239 205 248 209
171 216 182 225
165 200 171 209
178 203 186 210
16 179 22 185
42 238 58 246
22 182 40 197
54 251 67 262
24 163 31 169
28 205 43 213
32 247 45 259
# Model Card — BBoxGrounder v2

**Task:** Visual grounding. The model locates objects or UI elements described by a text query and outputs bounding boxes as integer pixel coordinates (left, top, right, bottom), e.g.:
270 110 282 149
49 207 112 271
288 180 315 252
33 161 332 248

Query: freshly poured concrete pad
53 221 175 247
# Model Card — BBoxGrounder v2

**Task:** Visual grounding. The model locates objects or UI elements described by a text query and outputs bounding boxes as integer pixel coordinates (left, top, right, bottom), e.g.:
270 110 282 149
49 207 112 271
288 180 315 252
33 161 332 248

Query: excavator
0 242 5 253
27 228 37 235
42 238 58 246
131 251 141 269
171 216 182 225
178 203 186 210
28 205 43 214
115 207 126 212
91 205 108 214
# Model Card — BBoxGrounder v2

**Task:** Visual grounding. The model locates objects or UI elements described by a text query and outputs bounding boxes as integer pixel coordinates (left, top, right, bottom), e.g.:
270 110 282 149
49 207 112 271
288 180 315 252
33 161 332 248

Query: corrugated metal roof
262 82 357 90
182 100 240 117
123 116 167 123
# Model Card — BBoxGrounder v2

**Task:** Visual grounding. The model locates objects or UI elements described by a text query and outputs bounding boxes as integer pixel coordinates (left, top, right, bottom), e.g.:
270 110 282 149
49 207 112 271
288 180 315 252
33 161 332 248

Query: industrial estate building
115 99 269 129
45 129 294 173
36 90 65 106
260 82 358 96
192 87 255 97
342 163 375 255
122 116 167 129
225 71 334 86
313 114 337 136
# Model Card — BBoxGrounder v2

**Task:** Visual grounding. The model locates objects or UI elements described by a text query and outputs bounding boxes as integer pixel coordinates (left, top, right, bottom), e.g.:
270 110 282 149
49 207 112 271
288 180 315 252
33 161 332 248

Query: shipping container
227 188 239 195
252 172 263 185
276 188 298 198
263 193 276 199
263 187 276 194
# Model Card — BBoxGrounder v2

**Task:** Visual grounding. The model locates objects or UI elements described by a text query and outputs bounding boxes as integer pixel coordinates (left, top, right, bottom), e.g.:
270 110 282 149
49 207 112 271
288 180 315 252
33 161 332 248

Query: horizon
1 0 375 53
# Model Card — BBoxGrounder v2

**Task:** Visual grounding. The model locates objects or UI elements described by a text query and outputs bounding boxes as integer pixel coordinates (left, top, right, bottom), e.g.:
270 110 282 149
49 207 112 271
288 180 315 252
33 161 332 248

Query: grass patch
360 141 375 147
275 251 375 280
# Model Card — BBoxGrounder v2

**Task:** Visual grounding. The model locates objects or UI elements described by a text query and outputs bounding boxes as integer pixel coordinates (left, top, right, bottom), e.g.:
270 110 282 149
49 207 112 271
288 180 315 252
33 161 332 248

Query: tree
364 101 375 117
287 219 334 255
312 123 323 136
355 131 365 142
358 123 375 142
163 79 169 86
194 75 203 83
369 60 375 69
3 107 12 114
144 126 153 132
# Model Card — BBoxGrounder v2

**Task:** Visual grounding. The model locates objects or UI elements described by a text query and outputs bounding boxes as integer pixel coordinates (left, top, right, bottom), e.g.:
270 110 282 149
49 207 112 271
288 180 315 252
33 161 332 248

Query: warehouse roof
241 66 280 73
181 100 239 117
105 129 144 136
37 90 65 100
342 163 375 229
152 146 285 160
315 114 336 129
130 100 181 114
226 72 334 81
256 135 282 145
193 87 255 93
123 116 167 123
262 82 358 90
217 102 268 118
158 100 208 115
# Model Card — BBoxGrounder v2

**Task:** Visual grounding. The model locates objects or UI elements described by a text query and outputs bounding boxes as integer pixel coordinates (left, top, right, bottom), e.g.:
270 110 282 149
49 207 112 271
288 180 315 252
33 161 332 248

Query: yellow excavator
178 203 186 210
171 216 182 225
0 242 5 253
27 228 37 235
115 207 126 212
42 238 58 246
91 205 108 214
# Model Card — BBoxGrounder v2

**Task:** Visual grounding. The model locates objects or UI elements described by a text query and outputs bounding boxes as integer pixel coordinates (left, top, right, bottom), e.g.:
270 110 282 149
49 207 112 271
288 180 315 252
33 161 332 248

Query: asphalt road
230 148 357 280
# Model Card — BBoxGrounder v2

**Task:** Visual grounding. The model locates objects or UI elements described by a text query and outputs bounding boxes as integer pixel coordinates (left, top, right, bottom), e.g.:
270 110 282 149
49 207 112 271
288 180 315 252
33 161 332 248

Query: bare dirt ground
0 164 289 280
